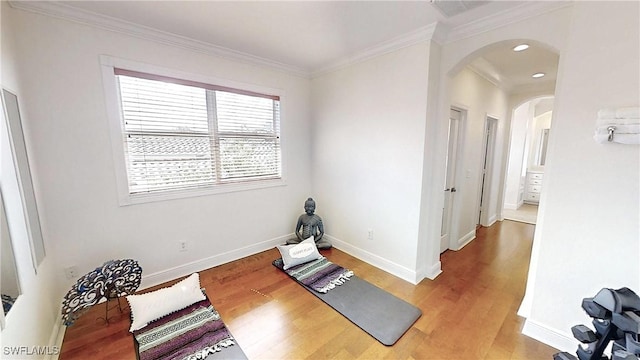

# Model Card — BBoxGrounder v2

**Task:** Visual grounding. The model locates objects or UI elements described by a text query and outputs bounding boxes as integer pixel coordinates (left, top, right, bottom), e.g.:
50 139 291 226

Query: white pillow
276 236 322 270
126 272 206 332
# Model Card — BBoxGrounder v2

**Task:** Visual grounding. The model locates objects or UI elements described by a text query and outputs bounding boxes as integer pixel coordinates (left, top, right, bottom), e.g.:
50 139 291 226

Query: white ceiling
468 40 559 94
39 1 559 90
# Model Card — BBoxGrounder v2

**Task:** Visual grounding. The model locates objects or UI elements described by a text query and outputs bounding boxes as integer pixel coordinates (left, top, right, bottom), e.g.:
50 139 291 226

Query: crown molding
466 61 511 92
308 2 571 77
509 80 557 97
9 1 573 79
466 62 558 97
444 1 573 44
8 0 310 78
311 22 445 78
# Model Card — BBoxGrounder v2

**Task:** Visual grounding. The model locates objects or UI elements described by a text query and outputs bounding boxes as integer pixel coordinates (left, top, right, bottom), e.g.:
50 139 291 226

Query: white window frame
100 56 286 205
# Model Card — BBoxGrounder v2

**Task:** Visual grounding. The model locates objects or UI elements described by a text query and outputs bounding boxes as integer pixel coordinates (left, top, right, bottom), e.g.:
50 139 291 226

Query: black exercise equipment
554 287 640 360
573 324 598 343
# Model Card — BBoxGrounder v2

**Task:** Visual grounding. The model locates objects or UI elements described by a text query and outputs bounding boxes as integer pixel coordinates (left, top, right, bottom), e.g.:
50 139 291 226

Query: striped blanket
275 257 354 293
133 298 235 360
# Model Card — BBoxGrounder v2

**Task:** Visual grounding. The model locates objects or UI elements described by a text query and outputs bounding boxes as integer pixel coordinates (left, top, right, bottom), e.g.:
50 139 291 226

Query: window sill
118 178 286 206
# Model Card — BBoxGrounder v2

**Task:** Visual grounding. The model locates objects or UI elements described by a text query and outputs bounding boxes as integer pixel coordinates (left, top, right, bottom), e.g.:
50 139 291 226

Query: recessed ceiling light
532 72 545 78
513 44 529 52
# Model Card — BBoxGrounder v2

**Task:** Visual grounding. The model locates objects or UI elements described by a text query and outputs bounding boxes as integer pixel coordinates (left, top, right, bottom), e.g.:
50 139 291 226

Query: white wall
311 42 431 282
310 4 574 286
448 67 508 242
1 109 60 358
425 5 573 292
1 204 20 298
1 3 60 352
521 0 640 351
417 40 443 280
431 2 639 351
2 2 312 349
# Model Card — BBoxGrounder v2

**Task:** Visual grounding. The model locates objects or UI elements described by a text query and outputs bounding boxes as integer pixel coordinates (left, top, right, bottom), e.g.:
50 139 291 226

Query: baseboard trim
48 314 65 360
326 235 420 285
456 229 476 250
140 234 291 290
142 233 426 287
504 202 519 210
423 260 442 280
522 318 577 354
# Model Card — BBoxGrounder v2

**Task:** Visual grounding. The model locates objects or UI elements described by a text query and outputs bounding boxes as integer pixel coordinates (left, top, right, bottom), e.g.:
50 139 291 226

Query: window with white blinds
114 69 281 195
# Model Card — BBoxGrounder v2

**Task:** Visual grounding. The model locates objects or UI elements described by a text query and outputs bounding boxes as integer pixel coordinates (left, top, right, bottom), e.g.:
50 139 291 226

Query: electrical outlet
178 240 188 252
64 266 79 279
368 229 373 240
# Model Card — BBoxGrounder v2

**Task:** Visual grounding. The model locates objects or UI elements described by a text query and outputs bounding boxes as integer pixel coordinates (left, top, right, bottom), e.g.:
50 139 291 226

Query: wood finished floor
59 220 558 359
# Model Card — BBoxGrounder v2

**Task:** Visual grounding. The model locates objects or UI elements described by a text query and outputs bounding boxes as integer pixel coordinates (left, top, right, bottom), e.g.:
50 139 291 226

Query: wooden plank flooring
59 220 558 359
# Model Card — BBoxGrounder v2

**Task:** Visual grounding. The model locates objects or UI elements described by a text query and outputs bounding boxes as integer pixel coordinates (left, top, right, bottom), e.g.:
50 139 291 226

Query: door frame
477 115 498 227
441 107 466 253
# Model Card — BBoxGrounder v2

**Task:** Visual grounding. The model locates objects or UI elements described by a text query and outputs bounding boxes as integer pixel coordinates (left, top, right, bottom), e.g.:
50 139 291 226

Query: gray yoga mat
200 344 248 360
273 259 422 346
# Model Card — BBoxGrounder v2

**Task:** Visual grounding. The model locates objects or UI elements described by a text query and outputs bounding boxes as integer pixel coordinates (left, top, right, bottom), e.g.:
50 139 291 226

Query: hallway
437 219 553 358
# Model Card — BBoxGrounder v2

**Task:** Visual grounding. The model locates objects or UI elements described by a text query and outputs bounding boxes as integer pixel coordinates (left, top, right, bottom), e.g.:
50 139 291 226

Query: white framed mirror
1 188 22 326
538 128 550 166
2 88 45 272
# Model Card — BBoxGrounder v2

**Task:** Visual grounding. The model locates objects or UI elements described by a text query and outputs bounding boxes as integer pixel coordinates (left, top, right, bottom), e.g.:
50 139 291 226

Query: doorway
502 98 554 225
426 39 559 283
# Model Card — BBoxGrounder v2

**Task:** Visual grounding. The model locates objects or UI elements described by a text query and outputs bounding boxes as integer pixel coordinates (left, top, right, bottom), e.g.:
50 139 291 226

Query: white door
441 109 462 253
478 117 497 226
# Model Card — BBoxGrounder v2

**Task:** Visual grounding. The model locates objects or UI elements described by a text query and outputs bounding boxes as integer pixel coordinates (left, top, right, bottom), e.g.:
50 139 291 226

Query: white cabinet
524 171 543 204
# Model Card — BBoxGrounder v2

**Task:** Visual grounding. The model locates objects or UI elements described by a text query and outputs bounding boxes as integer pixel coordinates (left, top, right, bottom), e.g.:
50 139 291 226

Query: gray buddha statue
287 197 332 249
